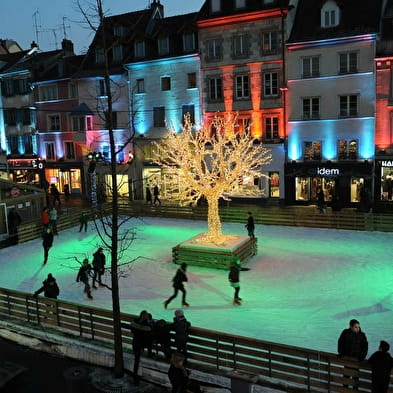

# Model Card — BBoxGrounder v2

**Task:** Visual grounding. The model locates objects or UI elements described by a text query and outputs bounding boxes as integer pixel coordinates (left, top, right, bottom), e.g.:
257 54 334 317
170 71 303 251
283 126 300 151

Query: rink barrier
0 287 391 393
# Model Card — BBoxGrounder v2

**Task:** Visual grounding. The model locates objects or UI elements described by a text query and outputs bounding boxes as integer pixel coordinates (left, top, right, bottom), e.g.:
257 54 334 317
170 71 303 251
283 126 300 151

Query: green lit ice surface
1 217 392 356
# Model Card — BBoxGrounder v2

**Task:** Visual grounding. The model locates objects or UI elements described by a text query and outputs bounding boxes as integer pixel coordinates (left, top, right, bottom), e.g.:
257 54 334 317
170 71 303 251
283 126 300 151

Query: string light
153 114 272 245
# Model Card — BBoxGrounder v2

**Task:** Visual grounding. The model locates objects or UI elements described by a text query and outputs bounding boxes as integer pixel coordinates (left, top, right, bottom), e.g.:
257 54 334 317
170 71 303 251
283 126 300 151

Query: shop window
264 116 279 139
182 104 195 124
161 77 171 91
350 178 364 202
65 141 75 160
235 118 251 134
295 177 310 201
187 73 197 89
381 167 393 201
153 106 165 127
235 74 250 99
304 141 322 161
269 172 279 198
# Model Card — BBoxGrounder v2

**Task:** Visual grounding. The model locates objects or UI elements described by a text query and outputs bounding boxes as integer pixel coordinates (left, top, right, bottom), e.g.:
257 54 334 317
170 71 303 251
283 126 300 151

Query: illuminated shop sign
381 160 393 167
316 167 340 176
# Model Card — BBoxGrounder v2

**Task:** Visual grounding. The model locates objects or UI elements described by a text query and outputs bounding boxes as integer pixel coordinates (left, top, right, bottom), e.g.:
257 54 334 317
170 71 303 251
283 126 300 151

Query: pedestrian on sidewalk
78 211 89 232
368 340 393 393
172 309 191 360
153 184 161 205
33 273 59 299
229 257 242 305
41 207 49 227
49 207 58 235
245 211 255 238
50 183 61 206
42 225 54 265
164 262 189 309
130 310 153 386
92 247 106 288
76 258 93 299
146 184 152 205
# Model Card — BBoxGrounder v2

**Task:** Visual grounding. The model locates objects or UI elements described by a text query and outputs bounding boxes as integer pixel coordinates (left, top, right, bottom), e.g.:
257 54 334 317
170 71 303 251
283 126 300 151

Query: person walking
130 310 153 385
33 273 59 299
245 211 255 238
50 183 61 206
7 207 21 245
164 262 189 309
76 258 93 299
172 309 191 360
146 185 152 205
78 211 89 232
368 340 393 393
49 207 58 235
42 225 54 265
92 247 106 288
229 257 242 305
153 184 161 205
337 319 368 389
167 352 201 393
317 187 326 213
41 207 50 227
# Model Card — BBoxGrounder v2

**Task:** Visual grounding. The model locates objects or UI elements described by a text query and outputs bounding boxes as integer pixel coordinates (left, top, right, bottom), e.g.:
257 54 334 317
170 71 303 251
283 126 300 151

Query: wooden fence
0 287 390 393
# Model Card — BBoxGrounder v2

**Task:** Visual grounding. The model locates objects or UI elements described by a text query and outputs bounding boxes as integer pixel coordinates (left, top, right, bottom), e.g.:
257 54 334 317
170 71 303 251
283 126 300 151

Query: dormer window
158 37 169 55
211 0 221 13
321 1 340 28
113 25 124 37
235 0 246 9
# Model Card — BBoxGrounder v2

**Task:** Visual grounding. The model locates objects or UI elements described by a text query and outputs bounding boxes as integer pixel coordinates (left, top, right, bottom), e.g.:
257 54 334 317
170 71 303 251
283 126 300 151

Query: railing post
89 310 94 340
307 354 311 392
77 306 83 336
268 347 272 377
25 296 31 323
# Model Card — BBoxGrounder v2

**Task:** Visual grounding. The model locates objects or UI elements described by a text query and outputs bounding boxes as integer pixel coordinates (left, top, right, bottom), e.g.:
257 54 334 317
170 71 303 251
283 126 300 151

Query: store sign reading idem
316 167 340 176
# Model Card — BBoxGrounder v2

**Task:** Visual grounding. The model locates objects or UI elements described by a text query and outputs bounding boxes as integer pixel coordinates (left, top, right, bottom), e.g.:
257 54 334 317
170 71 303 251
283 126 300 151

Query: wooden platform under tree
172 233 257 270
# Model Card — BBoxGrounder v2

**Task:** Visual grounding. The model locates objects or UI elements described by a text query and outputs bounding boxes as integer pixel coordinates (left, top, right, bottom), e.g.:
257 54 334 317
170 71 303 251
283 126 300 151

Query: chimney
31 41 38 49
61 39 74 57
150 0 164 17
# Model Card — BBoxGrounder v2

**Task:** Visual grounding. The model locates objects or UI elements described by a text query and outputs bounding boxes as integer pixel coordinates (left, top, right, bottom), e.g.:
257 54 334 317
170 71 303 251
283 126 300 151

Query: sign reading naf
316 167 340 176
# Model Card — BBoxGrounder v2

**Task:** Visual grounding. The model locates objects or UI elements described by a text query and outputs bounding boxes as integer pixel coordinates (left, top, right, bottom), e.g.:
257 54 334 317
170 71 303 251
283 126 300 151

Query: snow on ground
2 216 392 358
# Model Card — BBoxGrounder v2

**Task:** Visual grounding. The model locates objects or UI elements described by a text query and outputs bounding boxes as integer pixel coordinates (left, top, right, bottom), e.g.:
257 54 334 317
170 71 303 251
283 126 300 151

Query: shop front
374 159 393 212
8 157 45 188
285 161 373 208
44 163 84 195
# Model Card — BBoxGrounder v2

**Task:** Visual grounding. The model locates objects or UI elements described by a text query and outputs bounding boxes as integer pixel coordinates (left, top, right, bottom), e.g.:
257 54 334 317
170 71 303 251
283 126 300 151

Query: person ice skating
41 207 49 227
33 273 59 299
153 184 161 205
50 183 61 206
49 207 58 235
92 247 106 288
338 319 368 388
164 262 189 309
368 340 393 393
245 211 255 238
229 257 242 305
146 185 152 205
42 225 54 265
7 207 21 245
79 211 89 232
172 309 191 359
76 258 93 299
130 310 153 385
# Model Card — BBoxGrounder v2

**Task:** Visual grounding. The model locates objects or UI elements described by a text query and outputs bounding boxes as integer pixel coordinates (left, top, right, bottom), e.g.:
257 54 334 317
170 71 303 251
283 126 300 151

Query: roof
288 0 383 43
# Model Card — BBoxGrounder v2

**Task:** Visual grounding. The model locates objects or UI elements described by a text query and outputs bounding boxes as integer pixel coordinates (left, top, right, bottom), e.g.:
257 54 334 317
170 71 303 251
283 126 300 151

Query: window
235 118 250 134
233 35 249 57
269 172 280 198
304 141 322 161
4 109 16 125
187 73 197 89
264 116 279 139
339 52 358 74
153 107 165 127
182 104 195 124
86 116 93 131
95 48 105 64
264 72 278 96
161 77 171 91
16 79 30 95
339 95 358 117
98 80 107 97
113 25 124 37
302 97 320 119
48 115 60 131
302 56 320 78
235 0 246 8
2 79 14 96
7 135 19 154
72 116 86 131
65 141 75 159
40 85 58 101
207 39 222 60
134 41 145 58
321 2 339 28
158 37 169 55
45 142 55 160
183 33 196 51
136 79 145 94
208 77 223 101
22 109 32 125
235 75 250 99
69 83 77 98
104 111 118 129
23 134 33 154
338 139 358 160
112 45 123 61
262 31 278 54
211 0 221 13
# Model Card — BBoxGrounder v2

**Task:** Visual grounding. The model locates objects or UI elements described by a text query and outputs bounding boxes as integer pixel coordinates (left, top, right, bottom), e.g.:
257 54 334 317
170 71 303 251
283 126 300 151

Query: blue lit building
285 0 383 208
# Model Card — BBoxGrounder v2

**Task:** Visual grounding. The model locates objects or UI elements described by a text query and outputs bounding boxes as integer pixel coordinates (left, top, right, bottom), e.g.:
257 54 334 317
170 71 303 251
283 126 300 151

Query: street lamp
87 152 105 206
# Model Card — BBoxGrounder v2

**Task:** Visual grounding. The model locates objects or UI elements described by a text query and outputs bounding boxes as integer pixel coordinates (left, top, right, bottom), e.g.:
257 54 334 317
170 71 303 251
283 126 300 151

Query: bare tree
153 114 272 244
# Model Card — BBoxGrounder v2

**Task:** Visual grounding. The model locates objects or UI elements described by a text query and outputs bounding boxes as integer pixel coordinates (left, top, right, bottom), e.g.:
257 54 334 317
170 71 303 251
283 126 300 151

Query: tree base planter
172 234 257 269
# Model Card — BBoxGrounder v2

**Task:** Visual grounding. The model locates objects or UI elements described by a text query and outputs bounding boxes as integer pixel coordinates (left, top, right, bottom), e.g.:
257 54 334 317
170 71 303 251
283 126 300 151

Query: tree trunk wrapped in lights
153 114 272 244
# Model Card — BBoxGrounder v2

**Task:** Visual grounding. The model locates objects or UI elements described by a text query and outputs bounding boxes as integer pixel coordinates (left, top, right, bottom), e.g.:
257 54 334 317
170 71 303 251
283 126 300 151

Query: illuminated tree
153 115 272 244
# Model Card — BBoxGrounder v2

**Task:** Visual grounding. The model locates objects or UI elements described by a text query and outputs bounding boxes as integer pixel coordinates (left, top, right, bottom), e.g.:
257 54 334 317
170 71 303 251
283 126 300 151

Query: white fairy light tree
152 115 272 244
